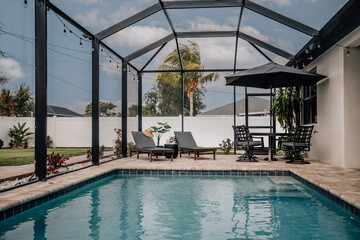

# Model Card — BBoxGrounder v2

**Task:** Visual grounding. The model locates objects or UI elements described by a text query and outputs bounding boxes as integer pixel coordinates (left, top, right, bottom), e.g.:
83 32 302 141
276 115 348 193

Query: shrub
8 122 33 148
114 128 122 158
46 152 69 174
0 139 3 149
47 135 53 148
219 138 233 154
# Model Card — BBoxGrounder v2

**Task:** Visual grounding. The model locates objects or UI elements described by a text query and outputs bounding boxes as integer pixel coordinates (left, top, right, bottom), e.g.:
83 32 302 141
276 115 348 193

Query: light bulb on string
308 55 313 60
79 38 83 47
346 47 350 56
24 0 27 8
63 25 67 36
302 62 306 68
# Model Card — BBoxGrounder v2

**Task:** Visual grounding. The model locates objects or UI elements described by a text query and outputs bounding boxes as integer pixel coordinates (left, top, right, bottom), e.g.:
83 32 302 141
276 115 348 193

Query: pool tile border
0 169 359 221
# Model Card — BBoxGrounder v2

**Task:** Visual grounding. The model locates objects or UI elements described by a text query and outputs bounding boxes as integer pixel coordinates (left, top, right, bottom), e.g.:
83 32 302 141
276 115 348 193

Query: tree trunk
188 90 194 117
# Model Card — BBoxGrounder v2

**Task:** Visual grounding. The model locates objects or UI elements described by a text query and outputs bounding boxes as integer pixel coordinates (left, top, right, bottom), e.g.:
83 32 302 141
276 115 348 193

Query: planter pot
164 144 178 159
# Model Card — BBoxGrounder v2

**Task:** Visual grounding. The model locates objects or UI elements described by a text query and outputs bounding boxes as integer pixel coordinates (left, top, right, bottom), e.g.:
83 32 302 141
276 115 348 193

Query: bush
8 122 33 148
0 139 3 149
219 138 233 154
46 152 69 174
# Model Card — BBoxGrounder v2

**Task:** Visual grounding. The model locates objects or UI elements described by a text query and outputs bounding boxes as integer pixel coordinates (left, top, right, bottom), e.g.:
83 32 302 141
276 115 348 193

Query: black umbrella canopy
225 62 326 89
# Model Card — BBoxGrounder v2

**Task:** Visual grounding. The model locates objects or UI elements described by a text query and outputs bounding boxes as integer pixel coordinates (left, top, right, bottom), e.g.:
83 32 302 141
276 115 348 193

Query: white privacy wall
0 116 282 148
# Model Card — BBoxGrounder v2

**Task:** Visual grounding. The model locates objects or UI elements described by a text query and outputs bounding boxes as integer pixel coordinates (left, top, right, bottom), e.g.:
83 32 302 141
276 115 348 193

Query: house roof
200 97 269 116
47 105 82 117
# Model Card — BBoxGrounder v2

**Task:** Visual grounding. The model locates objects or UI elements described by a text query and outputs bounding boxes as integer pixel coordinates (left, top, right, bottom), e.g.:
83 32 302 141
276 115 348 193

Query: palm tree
13 83 34 117
157 41 219 117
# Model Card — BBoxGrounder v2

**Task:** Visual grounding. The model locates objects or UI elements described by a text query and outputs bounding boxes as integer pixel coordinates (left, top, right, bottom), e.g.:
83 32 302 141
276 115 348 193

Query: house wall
305 46 345 167
343 48 360 168
305 27 360 169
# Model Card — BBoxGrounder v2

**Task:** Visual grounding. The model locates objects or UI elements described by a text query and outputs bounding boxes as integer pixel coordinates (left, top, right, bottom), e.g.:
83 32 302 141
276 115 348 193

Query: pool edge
1 169 359 221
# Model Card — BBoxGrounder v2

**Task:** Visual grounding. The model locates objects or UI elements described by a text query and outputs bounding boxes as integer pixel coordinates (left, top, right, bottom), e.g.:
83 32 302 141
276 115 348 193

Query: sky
0 0 348 114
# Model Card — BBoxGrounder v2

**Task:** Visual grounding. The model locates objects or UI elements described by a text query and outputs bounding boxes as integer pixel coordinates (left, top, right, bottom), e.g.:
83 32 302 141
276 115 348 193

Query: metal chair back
233 125 251 146
293 125 314 151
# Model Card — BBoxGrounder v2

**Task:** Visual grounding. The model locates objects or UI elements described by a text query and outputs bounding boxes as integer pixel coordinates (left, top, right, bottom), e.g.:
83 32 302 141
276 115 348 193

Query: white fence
0 116 283 148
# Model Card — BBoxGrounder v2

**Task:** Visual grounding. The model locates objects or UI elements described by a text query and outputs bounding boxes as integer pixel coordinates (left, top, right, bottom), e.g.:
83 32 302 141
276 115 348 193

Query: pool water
0 175 359 239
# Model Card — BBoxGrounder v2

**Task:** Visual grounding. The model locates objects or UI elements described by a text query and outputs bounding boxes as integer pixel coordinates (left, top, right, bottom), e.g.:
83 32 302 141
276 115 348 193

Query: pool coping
0 167 359 221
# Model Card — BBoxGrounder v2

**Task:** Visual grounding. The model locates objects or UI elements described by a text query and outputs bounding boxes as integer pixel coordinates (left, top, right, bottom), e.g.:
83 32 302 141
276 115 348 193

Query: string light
79 38 83 47
307 55 313 60
63 25 67 36
346 47 350 56
24 0 27 8
302 62 306 68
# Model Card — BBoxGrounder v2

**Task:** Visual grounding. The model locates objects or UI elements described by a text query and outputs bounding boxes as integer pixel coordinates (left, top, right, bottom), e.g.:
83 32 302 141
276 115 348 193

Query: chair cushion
174 131 198 148
282 142 309 148
132 131 156 148
236 141 263 147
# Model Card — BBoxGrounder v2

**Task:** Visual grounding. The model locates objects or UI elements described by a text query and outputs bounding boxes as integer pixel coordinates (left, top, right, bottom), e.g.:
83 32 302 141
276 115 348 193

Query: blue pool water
0 175 359 240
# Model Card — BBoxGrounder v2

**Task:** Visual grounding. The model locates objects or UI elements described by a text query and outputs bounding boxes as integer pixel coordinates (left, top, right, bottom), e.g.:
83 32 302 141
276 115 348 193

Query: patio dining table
252 132 293 161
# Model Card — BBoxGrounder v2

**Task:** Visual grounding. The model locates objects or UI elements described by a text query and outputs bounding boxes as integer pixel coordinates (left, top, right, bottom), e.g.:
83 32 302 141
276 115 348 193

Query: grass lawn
0 148 112 166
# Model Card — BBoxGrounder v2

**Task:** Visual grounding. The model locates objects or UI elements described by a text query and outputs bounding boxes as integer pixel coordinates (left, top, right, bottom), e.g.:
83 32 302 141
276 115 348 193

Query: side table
164 144 178 159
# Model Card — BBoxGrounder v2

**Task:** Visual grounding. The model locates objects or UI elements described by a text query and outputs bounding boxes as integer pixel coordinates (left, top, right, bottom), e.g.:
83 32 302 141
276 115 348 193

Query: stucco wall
344 48 360 168
305 46 346 167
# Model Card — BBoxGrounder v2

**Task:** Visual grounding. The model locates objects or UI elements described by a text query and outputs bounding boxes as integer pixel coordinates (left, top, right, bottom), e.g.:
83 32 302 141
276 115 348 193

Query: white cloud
108 25 171 50
75 9 108 28
75 2 142 29
252 0 291 7
63 100 89 114
0 58 25 81
68 0 103 5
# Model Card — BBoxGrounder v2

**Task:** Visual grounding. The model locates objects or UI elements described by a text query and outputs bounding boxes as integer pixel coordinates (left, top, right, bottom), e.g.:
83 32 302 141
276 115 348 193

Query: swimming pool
0 174 359 239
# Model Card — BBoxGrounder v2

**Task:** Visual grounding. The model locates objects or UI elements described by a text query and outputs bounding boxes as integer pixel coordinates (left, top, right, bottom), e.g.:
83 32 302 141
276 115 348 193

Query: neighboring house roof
47 105 82 117
200 97 269 116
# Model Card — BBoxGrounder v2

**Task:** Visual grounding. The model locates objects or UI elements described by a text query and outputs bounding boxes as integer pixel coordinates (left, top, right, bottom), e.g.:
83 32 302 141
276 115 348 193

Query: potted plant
151 122 171 146
219 138 233 154
273 87 301 158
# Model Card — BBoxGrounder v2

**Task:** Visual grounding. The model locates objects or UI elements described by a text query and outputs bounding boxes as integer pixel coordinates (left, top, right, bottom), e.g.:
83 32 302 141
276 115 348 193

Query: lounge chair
131 131 174 162
233 125 264 162
174 131 217 160
281 125 314 164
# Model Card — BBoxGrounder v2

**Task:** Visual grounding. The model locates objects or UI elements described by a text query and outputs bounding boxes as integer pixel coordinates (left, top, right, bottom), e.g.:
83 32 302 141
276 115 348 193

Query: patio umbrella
225 62 326 88
225 62 326 134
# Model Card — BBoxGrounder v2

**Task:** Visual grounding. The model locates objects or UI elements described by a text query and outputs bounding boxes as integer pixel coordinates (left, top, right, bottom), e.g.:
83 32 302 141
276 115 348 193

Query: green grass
0 148 112 166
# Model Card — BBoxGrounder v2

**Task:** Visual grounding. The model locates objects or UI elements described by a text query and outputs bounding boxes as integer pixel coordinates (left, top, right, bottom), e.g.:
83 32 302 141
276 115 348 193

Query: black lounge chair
131 131 174 162
233 125 264 162
174 131 217 160
281 125 314 164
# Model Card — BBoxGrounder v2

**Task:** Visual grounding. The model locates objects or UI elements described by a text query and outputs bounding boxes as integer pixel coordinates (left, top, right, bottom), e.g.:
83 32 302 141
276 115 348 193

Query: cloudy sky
0 0 347 114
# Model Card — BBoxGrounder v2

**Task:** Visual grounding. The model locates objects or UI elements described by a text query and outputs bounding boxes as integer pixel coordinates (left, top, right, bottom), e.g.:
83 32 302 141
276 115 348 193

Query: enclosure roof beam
125 34 175 61
100 42 139 72
159 0 183 71
238 31 293 59
248 42 273 62
234 1 245 73
48 2 94 39
143 68 247 73
127 30 293 61
244 0 318 36
140 43 167 72
162 0 243 9
95 3 162 40
177 31 237 38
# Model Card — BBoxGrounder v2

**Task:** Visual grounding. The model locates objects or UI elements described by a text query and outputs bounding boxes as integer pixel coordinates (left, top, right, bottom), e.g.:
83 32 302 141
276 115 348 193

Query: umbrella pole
270 85 273 133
